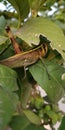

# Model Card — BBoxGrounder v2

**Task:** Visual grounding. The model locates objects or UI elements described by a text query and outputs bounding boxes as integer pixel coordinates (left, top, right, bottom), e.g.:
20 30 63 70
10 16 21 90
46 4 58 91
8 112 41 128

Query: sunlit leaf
29 60 65 103
16 17 65 59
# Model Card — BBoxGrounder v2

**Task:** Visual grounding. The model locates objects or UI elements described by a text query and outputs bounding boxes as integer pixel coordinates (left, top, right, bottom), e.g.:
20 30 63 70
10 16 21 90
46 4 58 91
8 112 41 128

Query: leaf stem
18 15 21 29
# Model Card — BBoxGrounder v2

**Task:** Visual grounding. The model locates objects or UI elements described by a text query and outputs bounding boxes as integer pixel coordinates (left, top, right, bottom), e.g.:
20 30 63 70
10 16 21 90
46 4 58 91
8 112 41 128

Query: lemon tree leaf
7 0 30 21
10 115 30 130
0 38 11 59
0 65 19 130
24 124 46 130
59 116 65 130
16 17 65 59
0 88 18 130
23 110 41 125
29 60 65 103
0 16 7 35
0 36 8 45
10 115 46 130
0 65 18 92
20 78 32 109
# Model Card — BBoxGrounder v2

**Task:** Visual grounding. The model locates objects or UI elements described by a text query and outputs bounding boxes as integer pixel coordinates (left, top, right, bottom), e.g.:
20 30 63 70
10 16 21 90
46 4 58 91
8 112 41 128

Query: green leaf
24 124 46 130
29 60 65 103
0 16 7 35
10 115 46 130
0 88 18 130
15 68 32 109
0 36 8 45
23 110 41 125
59 116 65 130
7 0 30 26
0 65 18 129
16 17 65 59
10 115 30 130
20 78 32 109
33 97 44 110
46 110 58 124
0 65 18 92
0 38 11 58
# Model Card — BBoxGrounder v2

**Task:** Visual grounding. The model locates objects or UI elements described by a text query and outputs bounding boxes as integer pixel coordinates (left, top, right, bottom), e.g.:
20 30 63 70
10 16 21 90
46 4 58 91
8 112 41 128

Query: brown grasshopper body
0 43 48 68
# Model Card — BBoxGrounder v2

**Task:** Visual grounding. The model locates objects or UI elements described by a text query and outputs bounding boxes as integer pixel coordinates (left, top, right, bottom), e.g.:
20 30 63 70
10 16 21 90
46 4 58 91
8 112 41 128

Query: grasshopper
0 43 48 68
0 26 49 68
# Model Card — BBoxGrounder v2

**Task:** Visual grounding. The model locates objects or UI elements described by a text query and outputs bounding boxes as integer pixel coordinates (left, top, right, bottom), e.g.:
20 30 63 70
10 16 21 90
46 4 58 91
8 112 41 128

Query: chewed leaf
16 17 65 59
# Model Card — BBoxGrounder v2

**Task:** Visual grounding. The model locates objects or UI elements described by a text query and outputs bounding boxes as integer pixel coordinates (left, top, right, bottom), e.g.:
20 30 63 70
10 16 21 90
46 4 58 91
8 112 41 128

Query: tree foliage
0 0 65 130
